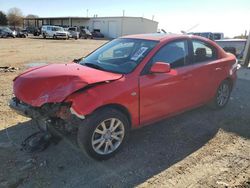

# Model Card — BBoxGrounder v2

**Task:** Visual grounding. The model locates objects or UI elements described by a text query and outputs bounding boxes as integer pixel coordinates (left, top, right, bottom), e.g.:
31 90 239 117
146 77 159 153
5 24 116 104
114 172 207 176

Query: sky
0 0 249 37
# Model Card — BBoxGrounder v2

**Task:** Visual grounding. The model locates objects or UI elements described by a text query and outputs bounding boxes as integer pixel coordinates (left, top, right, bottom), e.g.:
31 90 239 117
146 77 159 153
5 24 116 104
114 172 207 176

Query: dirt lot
0 37 249 188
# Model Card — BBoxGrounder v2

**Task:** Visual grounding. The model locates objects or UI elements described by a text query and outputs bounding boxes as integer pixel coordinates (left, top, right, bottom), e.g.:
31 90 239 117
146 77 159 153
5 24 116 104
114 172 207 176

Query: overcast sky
0 0 249 37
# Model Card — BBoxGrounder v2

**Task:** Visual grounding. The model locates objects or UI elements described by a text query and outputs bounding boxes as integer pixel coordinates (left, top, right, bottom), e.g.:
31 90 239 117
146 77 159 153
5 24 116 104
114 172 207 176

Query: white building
24 16 158 38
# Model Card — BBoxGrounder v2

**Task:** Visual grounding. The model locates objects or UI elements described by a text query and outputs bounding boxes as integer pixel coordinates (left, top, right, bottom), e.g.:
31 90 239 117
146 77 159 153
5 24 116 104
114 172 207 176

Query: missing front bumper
9 97 39 118
9 97 84 133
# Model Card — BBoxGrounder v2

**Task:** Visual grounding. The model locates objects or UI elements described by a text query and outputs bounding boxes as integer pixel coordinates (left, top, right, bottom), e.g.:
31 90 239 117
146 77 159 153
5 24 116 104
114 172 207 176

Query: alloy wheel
91 118 125 155
217 82 230 106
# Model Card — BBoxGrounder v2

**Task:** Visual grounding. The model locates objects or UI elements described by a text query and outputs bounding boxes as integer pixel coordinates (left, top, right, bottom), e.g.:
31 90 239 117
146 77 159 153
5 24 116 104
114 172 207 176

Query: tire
43 33 46 39
77 107 130 160
209 80 231 109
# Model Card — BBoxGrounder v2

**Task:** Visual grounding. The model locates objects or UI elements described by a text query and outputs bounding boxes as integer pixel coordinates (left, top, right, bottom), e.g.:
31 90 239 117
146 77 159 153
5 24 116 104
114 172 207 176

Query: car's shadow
0 79 249 187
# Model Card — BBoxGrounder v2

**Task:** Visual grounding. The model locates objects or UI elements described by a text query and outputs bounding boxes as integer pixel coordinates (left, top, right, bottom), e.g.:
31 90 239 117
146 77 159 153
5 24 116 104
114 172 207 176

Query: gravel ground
0 38 249 188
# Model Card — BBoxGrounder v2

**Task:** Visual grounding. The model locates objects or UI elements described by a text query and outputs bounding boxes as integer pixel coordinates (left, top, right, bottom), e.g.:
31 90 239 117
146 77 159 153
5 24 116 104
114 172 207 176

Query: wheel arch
225 77 234 91
91 103 132 128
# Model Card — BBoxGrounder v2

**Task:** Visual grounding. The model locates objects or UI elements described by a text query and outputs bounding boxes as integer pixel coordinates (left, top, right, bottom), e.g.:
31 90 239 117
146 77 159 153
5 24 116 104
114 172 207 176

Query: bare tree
7 7 23 28
26 14 39 18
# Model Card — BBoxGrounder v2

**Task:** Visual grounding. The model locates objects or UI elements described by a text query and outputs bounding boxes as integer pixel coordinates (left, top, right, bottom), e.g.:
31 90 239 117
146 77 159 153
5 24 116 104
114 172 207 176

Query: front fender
64 76 139 127
66 89 103 117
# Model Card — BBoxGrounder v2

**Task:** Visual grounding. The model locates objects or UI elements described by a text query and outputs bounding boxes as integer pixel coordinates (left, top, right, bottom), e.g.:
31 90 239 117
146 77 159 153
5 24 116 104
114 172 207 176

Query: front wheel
210 80 231 109
77 108 129 160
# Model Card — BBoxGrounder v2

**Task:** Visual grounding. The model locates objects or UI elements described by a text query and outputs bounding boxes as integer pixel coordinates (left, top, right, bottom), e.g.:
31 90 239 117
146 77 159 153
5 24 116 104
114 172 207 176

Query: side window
152 40 188 68
192 40 217 63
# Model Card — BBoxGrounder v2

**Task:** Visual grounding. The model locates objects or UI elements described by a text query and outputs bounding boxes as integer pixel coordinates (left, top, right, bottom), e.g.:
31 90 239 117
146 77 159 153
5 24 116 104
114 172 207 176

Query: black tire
43 33 46 39
77 107 130 160
209 80 231 109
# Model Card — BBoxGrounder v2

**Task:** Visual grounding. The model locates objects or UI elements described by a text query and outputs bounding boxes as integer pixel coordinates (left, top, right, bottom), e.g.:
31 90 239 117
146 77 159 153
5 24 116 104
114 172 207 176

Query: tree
7 7 23 27
26 14 39 18
0 11 8 26
233 34 248 39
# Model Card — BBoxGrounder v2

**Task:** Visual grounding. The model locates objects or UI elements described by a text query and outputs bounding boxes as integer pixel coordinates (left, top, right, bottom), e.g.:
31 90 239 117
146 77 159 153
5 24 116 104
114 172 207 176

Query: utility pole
86 9 89 17
243 30 250 67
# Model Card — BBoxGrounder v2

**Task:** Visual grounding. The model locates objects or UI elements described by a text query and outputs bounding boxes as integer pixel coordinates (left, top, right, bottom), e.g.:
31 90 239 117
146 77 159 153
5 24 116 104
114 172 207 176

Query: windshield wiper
84 63 106 71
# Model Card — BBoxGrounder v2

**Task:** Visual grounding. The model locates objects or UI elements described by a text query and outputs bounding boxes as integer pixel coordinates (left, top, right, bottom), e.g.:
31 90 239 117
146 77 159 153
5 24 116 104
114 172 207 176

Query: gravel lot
0 37 249 188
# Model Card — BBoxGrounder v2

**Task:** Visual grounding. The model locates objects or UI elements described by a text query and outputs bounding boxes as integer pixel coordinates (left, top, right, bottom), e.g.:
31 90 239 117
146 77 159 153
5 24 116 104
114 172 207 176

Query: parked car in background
215 39 247 59
67 27 80 39
33 27 41 36
189 32 214 40
10 34 237 160
91 29 104 38
14 27 28 38
25 26 36 34
41 25 70 39
80 28 93 39
189 32 224 41
213 33 224 40
0 26 16 38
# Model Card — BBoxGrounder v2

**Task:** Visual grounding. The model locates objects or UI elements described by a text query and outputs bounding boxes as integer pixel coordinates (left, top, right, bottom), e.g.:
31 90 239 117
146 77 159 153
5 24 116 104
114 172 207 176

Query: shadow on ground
0 79 249 187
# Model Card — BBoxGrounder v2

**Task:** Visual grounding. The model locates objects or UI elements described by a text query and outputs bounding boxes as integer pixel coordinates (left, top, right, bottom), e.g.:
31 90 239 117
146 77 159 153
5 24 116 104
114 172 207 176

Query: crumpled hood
13 63 123 106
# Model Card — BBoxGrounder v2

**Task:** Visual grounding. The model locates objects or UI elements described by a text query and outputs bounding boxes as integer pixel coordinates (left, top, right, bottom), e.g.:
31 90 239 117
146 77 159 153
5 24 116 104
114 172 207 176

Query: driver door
139 39 194 125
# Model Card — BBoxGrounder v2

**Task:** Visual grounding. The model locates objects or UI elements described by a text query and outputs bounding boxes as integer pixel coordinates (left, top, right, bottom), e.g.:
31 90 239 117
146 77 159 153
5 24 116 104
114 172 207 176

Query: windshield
1 27 12 33
53 27 64 31
79 38 158 74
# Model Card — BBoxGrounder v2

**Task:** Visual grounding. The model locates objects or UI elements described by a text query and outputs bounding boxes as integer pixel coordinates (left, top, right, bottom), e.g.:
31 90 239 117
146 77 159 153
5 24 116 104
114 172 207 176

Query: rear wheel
210 80 231 109
77 108 129 160
43 33 46 39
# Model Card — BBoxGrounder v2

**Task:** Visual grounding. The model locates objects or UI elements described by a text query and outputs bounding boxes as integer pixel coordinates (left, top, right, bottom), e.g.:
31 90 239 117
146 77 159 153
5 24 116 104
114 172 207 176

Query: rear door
187 39 220 103
139 39 195 124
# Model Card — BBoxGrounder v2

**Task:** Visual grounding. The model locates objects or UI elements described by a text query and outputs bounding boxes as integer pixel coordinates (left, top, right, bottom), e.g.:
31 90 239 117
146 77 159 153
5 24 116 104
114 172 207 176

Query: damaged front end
9 97 83 134
10 63 123 134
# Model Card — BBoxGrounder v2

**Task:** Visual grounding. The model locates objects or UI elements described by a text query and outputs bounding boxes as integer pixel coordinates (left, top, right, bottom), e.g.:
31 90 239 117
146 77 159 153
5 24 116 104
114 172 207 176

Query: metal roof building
23 16 158 38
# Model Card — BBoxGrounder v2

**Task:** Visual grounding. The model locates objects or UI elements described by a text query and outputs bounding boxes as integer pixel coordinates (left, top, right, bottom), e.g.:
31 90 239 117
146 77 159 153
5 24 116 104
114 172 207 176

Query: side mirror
150 62 171 73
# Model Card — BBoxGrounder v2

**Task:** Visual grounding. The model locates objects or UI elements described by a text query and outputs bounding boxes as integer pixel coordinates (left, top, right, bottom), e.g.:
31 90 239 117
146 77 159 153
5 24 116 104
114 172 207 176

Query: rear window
192 40 218 63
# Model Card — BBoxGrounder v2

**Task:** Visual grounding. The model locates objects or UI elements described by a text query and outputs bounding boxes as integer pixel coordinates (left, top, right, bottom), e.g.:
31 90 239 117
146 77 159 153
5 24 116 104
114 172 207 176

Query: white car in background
41 25 70 39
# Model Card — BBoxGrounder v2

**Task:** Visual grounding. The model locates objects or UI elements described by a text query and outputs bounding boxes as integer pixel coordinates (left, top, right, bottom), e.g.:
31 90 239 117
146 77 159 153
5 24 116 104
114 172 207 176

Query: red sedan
10 34 237 160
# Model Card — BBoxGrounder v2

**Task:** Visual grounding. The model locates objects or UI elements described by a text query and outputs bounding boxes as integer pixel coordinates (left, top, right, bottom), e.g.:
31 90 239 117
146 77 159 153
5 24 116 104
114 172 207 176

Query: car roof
121 33 178 41
121 33 215 43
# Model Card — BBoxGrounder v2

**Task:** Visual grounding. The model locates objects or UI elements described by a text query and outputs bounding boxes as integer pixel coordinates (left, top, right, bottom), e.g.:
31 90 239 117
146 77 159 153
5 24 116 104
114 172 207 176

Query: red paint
13 34 237 128
14 63 122 106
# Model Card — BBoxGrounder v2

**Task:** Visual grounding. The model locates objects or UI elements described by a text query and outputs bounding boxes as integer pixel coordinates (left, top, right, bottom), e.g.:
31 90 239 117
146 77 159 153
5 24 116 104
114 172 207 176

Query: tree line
0 7 38 27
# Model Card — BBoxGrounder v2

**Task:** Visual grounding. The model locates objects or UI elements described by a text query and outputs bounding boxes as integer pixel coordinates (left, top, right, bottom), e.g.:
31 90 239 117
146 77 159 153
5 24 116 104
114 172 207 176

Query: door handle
182 74 192 80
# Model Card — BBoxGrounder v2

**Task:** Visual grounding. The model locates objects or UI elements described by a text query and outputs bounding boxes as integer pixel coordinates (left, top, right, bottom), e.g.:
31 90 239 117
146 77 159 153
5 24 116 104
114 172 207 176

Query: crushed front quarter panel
13 63 123 106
